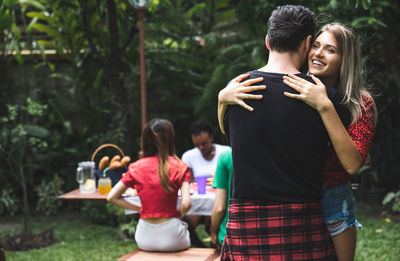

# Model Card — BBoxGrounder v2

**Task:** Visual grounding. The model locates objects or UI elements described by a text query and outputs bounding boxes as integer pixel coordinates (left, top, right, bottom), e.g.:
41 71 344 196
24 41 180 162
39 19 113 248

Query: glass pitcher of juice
98 176 112 194
76 161 96 194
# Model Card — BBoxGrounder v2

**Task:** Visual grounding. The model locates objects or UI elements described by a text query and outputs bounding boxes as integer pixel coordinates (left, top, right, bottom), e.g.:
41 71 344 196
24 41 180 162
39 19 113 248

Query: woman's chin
308 68 320 76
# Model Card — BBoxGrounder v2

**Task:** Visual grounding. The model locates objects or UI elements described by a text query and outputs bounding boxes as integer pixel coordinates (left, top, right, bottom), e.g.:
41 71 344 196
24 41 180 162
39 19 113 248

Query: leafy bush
82 201 119 226
35 175 64 215
105 202 133 223
105 201 139 239
383 188 400 213
0 187 20 216
119 218 138 240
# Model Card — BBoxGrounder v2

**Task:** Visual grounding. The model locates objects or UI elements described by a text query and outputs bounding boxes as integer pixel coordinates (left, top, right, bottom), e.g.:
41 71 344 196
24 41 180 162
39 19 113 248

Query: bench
118 248 220 261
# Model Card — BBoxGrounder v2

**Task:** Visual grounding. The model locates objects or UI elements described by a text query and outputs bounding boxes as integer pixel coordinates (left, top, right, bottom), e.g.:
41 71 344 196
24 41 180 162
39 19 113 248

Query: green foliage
0 97 49 235
35 175 64 216
82 201 119 226
0 0 45 63
0 187 20 216
0 98 49 162
21 0 143 159
118 218 138 240
105 202 139 239
383 188 400 213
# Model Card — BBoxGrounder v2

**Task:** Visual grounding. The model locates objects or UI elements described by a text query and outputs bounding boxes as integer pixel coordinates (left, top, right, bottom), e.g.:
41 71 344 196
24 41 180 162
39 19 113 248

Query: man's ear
305 35 312 52
265 34 270 50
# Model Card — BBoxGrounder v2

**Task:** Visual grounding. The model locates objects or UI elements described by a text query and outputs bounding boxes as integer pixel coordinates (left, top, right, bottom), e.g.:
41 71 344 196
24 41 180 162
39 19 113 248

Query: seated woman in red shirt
107 119 192 252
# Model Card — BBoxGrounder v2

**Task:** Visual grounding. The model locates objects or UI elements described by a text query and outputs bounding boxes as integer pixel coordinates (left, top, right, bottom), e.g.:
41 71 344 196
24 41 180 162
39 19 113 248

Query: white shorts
135 218 190 252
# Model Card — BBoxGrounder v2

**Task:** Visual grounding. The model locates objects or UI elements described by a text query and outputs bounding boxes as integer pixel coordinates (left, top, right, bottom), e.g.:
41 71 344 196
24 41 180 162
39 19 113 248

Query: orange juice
98 177 112 194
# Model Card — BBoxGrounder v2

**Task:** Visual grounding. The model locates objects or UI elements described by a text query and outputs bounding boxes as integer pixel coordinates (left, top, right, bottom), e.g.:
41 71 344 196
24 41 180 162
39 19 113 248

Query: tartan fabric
220 198 337 261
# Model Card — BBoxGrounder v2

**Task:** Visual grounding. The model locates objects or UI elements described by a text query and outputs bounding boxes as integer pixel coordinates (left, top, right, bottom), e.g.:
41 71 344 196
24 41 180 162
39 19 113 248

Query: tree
0 98 49 236
26 0 142 156
0 0 50 238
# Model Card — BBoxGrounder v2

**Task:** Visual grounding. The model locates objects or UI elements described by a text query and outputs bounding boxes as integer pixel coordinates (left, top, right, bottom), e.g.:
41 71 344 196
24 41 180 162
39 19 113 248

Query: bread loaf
120 156 131 167
109 161 122 170
110 155 121 164
99 156 110 171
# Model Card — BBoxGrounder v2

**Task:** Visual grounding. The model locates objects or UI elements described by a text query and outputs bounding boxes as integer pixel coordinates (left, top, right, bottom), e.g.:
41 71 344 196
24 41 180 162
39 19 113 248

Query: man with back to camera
218 5 350 260
181 120 230 247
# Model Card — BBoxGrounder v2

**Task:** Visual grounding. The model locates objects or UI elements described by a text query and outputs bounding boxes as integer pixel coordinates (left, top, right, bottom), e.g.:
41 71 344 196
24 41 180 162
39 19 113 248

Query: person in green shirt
210 148 232 248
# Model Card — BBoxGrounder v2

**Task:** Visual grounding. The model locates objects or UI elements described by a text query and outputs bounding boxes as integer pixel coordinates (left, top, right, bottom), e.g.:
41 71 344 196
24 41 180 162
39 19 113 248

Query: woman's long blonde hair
141 119 182 193
317 23 377 124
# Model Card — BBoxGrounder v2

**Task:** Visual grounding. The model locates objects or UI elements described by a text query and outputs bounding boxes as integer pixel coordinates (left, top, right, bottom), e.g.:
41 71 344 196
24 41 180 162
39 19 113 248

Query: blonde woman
218 23 376 261
107 119 191 252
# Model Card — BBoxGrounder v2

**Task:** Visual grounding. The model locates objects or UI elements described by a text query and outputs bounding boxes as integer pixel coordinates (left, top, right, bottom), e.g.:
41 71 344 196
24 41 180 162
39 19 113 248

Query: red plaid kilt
220 198 337 260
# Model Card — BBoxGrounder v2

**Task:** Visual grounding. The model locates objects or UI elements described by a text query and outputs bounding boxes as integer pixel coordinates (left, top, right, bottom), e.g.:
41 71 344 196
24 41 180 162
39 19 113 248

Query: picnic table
58 188 107 201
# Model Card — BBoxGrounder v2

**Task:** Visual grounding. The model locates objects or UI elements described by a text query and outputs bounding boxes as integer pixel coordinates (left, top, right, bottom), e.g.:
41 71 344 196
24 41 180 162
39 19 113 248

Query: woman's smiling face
308 31 343 87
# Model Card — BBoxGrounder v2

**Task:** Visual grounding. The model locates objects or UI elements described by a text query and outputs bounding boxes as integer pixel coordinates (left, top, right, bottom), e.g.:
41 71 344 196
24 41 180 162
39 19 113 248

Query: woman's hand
283 74 331 112
107 181 141 211
284 74 364 174
218 73 266 112
218 73 265 134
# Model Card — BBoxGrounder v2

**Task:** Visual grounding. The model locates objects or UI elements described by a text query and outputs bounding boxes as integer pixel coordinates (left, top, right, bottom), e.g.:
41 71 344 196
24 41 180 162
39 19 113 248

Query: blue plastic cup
195 176 208 194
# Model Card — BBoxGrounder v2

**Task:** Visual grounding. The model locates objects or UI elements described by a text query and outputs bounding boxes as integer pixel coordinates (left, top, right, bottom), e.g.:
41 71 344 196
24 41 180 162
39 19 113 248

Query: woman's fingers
239 93 263 100
286 75 310 88
243 77 264 86
236 100 255 111
309 74 324 86
283 78 302 93
287 74 308 84
283 91 303 100
234 73 250 83
240 84 266 92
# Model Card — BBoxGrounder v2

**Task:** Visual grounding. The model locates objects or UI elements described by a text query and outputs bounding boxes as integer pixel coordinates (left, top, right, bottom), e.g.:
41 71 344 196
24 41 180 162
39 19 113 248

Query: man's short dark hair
267 5 316 52
189 121 213 136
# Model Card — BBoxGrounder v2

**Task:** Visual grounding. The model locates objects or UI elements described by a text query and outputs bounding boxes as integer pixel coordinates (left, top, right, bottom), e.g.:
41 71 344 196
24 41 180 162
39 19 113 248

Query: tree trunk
20 165 32 237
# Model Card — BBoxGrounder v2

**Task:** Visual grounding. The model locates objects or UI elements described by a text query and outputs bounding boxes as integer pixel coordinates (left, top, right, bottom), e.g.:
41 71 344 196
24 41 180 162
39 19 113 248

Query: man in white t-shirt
182 122 230 178
181 120 230 247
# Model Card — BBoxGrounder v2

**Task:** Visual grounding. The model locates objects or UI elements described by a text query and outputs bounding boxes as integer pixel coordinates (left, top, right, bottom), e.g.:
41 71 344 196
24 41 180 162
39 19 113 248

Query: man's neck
203 144 216 161
258 51 303 74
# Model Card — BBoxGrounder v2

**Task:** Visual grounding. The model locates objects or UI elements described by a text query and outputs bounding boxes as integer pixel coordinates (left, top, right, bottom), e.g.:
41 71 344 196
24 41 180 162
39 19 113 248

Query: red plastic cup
195 176 208 194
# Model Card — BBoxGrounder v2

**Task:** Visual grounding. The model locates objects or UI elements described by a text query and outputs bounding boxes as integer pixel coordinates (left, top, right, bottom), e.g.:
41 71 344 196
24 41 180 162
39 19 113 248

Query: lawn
354 202 400 261
0 212 135 261
1 202 399 261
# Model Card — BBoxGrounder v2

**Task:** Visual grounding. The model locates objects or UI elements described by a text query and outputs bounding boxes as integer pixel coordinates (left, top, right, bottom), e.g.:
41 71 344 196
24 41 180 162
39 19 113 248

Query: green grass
1 202 399 261
354 202 400 261
0 213 135 261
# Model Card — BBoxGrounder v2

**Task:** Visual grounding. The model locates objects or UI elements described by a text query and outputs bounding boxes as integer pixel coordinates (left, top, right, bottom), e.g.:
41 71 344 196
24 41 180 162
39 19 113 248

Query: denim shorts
321 182 362 236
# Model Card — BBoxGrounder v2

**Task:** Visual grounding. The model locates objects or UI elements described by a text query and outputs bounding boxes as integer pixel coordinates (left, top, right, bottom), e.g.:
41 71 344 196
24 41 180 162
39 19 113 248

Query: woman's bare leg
331 226 357 261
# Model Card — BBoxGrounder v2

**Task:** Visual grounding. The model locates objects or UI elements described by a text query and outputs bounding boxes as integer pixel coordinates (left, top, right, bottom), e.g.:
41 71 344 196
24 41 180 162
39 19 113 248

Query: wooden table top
58 188 107 201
